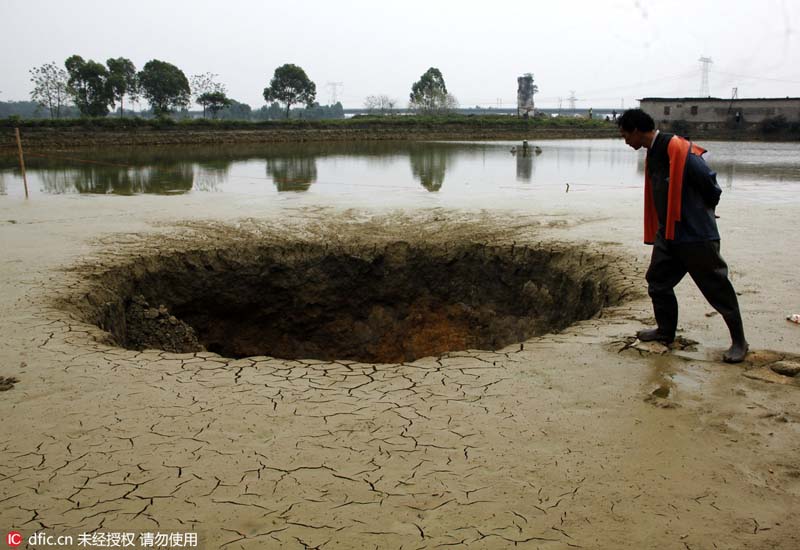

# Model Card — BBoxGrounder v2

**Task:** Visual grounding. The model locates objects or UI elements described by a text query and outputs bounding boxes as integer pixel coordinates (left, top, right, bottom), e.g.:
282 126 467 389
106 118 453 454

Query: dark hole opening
88 242 622 363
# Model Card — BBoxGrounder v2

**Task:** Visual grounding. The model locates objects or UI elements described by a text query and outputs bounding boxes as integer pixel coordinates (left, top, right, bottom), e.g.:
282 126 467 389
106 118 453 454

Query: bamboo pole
14 128 29 199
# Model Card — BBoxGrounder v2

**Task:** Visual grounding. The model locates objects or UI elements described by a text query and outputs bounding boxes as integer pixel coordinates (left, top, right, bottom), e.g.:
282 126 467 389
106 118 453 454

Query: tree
29 62 70 119
138 60 190 116
190 73 226 118
364 95 397 115
254 102 285 121
292 102 344 120
263 64 316 119
106 57 138 117
65 55 114 117
197 91 232 119
409 67 458 114
218 100 252 120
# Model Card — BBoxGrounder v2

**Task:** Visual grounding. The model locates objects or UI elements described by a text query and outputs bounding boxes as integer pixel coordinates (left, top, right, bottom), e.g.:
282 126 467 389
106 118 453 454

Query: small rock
144 308 160 319
771 361 800 377
168 316 179 325
158 305 169 315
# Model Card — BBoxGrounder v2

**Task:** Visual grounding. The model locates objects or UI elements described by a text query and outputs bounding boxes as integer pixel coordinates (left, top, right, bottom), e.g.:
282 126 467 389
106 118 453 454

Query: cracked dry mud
2 205 799 550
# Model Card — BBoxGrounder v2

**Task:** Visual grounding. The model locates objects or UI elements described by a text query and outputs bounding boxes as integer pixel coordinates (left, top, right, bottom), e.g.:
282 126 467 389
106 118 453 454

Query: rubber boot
636 327 675 344
722 314 748 363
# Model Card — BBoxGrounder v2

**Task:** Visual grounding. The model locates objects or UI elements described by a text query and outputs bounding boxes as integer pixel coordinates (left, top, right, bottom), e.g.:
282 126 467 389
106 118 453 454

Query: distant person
617 108 748 363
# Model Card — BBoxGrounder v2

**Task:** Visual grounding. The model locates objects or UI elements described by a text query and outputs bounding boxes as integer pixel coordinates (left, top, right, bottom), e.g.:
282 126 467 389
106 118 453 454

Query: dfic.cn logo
6 532 23 547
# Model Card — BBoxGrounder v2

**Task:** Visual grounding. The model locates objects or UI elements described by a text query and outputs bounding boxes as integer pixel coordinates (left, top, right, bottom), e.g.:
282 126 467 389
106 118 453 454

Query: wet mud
3 207 799 549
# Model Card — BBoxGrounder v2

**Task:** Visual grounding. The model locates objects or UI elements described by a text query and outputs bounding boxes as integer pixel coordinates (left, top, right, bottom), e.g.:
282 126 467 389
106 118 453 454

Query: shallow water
1 139 799 206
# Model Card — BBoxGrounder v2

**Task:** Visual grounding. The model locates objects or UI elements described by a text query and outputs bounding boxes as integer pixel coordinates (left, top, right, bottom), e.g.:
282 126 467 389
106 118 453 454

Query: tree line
19 57 463 121
23 57 340 121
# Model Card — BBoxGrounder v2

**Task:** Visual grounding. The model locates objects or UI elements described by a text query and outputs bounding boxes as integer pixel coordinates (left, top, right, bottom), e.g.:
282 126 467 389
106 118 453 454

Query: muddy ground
0 188 799 549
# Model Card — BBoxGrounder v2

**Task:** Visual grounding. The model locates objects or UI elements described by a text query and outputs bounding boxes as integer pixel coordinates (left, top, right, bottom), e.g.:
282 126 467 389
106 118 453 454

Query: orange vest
644 135 706 243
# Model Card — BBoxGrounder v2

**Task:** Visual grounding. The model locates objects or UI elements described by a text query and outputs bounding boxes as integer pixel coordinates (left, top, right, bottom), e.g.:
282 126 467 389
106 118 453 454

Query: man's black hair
616 108 655 132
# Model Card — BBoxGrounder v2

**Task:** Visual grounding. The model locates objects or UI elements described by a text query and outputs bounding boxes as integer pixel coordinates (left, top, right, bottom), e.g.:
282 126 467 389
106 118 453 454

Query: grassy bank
2 115 796 151
1 114 613 130
1 115 619 150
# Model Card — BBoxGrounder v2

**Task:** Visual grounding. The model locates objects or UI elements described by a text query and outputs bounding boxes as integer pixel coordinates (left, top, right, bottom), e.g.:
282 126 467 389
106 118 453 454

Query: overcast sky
1 0 798 111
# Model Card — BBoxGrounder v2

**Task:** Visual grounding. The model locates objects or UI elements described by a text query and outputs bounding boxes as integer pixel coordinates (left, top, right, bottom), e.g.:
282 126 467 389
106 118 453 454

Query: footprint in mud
644 384 680 408
0 376 20 391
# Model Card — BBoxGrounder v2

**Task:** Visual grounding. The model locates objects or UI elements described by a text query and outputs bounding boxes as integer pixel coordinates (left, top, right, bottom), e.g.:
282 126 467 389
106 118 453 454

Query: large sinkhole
84 241 625 363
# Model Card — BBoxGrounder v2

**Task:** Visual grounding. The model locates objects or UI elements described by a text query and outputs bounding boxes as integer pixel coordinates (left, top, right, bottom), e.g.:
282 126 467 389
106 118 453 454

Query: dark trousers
646 236 743 339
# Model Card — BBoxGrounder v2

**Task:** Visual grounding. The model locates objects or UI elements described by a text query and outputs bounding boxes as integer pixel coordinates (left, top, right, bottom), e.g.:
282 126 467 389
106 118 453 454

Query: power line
575 70 698 97
714 70 800 84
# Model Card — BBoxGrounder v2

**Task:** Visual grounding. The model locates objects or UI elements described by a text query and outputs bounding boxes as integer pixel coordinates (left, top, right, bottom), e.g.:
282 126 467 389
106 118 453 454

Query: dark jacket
644 132 722 244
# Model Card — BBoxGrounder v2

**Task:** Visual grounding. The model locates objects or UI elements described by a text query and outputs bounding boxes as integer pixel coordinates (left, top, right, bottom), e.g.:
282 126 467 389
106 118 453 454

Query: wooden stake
14 128 29 199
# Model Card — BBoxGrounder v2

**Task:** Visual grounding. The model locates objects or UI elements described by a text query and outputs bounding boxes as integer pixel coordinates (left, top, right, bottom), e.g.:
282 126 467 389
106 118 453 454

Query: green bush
0 113 616 131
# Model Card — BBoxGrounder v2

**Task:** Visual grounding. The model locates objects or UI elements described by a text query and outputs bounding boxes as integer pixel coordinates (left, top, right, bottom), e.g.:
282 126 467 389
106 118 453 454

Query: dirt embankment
2 125 621 151
4 122 795 151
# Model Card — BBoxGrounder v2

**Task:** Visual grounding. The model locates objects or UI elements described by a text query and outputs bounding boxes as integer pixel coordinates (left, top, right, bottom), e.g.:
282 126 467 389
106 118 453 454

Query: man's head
617 108 656 150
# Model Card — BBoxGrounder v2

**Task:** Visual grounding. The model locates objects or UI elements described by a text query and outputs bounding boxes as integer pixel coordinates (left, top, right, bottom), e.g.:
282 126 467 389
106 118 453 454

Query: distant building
640 97 800 126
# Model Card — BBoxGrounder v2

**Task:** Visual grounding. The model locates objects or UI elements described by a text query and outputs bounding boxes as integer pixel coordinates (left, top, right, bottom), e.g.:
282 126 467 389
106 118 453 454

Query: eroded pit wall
58 230 634 363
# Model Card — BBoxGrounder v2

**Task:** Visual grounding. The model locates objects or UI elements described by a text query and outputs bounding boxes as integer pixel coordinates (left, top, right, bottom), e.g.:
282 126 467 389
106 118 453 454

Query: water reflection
0 140 797 199
515 151 534 182
194 158 233 192
38 164 195 195
266 156 318 192
408 145 448 191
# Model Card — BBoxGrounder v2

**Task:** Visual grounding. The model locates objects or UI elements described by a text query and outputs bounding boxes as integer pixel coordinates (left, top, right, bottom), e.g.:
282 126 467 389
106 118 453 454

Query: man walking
617 108 748 363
